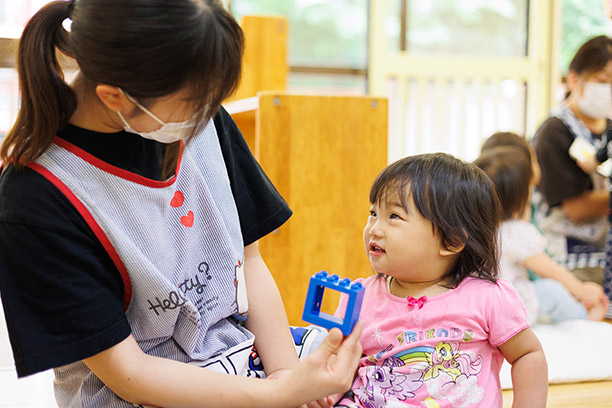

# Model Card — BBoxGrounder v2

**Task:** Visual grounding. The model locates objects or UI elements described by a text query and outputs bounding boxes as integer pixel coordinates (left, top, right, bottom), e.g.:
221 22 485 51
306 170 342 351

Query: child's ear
439 242 465 257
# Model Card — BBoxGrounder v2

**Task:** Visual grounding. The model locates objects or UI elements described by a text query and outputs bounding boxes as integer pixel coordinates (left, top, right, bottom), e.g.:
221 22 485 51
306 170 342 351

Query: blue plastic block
302 271 365 335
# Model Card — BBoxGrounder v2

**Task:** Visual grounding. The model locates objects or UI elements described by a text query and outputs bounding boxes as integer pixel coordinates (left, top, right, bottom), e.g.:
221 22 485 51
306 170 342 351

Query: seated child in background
481 131 541 189
480 132 542 282
474 146 608 323
334 153 547 408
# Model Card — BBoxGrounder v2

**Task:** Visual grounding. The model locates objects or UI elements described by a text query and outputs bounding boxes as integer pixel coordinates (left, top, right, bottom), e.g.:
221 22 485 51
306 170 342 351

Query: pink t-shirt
335 275 529 408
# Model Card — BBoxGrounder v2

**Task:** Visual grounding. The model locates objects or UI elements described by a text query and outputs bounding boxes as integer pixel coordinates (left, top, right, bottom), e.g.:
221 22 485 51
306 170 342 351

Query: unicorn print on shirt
344 340 484 407
352 359 423 408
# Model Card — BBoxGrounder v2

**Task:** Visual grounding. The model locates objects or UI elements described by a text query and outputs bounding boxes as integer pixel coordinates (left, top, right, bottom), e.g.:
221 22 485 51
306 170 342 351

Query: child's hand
576 281 606 309
577 155 599 174
283 322 363 406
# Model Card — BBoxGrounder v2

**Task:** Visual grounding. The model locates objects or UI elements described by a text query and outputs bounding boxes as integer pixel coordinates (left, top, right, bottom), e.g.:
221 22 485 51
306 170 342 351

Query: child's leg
533 278 588 322
290 325 328 359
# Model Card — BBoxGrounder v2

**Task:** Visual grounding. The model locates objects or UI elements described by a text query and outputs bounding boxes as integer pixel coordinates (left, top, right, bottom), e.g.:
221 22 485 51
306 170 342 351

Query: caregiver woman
0 1 361 407
534 35 612 281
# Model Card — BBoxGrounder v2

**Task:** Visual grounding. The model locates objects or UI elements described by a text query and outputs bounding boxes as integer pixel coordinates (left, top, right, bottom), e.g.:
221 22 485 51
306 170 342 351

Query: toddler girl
334 153 547 408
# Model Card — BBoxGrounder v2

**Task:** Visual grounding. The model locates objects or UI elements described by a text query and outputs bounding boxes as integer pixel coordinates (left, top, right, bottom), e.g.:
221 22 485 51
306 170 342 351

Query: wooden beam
0 37 78 70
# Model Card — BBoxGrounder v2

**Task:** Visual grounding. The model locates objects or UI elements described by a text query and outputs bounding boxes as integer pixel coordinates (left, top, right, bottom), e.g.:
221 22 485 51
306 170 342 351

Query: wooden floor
503 381 612 407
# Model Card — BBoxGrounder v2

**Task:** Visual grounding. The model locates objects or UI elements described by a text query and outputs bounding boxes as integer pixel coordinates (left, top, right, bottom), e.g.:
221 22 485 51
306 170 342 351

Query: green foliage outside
561 0 611 75
231 0 367 68
399 0 528 57
230 0 612 76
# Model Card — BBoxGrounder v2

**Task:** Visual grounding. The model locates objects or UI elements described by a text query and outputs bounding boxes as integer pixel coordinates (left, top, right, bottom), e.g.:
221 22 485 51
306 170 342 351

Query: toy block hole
320 287 343 316
309 285 343 317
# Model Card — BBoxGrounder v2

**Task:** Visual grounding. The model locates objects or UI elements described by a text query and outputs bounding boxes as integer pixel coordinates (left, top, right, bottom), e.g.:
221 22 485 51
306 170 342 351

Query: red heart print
181 211 194 228
170 191 185 208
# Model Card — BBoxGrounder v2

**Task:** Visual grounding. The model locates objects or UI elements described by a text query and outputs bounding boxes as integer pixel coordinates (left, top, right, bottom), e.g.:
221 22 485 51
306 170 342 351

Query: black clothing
534 117 605 207
0 107 291 376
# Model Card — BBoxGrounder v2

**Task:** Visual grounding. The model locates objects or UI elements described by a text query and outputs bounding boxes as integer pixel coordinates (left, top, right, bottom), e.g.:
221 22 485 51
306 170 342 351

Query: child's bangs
370 176 412 212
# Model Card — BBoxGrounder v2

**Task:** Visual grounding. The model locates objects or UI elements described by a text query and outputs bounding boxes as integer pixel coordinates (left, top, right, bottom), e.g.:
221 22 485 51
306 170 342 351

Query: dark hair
1 0 243 172
566 35 612 98
474 146 532 220
481 132 532 162
369 152 501 287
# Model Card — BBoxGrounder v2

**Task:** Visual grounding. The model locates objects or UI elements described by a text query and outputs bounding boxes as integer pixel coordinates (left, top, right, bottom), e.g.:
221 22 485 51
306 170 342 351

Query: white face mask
116 90 197 143
577 81 612 119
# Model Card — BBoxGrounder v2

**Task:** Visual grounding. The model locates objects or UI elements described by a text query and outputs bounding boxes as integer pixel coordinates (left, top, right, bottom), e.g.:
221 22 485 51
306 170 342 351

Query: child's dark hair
369 152 501 287
481 132 532 162
474 146 532 220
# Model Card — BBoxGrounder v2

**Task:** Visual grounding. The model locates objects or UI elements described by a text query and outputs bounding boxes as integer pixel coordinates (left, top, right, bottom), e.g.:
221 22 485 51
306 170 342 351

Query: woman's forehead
583 60 612 80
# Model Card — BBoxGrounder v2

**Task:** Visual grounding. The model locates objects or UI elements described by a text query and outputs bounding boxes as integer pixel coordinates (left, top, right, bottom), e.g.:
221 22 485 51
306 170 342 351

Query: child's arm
524 253 607 309
243 242 299 377
498 327 547 408
83 323 363 407
562 189 609 222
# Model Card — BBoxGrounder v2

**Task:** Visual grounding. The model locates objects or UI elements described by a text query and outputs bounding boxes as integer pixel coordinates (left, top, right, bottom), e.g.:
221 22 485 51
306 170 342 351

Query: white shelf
222 96 259 115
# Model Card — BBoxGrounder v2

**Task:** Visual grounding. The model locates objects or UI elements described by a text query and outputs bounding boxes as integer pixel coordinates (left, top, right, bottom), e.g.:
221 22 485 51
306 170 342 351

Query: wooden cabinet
224 15 388 324
225 15 288 103
225 92 388 324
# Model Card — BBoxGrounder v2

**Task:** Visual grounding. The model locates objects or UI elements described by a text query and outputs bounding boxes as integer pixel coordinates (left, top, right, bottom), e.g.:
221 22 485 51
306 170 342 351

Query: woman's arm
561 189 609 222
243 241 299 376
524 253 606 309
498 328 547 408
84 324 363 407
243 243 341 408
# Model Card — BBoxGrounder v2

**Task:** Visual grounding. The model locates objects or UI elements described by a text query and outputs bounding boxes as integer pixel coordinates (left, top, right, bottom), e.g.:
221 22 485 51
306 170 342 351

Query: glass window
231 0 367 68
385 0 529 57
0 1 56 136
230 0 368 94
560 0 612 75
0 1 54 38
288 72 367 95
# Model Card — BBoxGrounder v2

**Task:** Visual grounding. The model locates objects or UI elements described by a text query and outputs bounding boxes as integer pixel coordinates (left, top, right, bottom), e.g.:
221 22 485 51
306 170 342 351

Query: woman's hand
282 322 363 407
576 155 599 174
267 368 340 407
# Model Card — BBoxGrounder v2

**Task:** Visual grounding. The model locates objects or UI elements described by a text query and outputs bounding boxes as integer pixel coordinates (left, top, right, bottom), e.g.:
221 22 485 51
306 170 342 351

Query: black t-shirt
534 116 606 207
0 107 292 377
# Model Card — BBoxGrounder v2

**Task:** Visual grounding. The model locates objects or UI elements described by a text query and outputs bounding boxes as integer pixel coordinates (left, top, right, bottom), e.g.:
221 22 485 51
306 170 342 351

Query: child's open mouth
369 243 385 254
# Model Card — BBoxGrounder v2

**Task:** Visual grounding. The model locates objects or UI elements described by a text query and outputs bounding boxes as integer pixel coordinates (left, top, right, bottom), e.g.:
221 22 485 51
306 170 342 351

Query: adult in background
533 35 612 284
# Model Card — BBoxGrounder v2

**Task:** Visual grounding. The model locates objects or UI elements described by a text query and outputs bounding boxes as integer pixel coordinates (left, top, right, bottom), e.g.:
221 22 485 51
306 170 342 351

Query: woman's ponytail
1 0 76 166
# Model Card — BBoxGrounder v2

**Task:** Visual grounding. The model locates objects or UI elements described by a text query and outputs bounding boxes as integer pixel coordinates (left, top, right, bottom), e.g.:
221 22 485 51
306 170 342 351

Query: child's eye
369 210 377 217
390 213 400 219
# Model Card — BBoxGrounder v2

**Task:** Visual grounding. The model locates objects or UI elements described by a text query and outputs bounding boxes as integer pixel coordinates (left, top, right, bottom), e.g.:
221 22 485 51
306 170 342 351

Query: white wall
0 299 12 366
0 300 57 407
